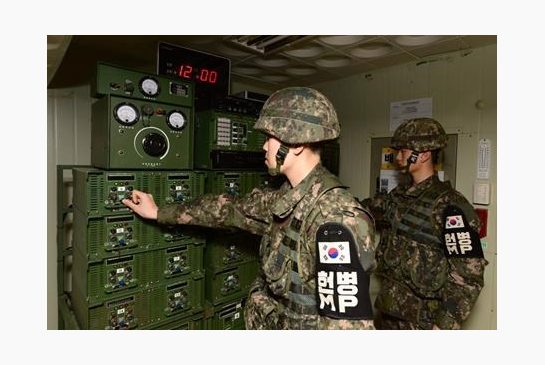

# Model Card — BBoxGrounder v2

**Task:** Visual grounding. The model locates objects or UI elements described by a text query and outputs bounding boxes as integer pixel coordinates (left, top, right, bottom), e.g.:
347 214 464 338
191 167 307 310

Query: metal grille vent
227 35 313 55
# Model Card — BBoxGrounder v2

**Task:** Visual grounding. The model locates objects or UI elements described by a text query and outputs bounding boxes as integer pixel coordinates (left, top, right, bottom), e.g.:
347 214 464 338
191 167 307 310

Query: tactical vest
261 173 349 328
388 180 451 247
376 178 452 323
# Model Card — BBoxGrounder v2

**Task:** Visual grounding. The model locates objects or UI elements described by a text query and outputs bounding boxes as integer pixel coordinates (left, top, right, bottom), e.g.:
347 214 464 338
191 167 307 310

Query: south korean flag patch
445 215 464 229
318 241 351 264
441 205 484 258
315 222 373 320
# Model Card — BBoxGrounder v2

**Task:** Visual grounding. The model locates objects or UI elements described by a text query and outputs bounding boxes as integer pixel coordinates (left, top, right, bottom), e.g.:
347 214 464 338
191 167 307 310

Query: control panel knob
142 133 167 157
141 104 154 117
124 81 134 95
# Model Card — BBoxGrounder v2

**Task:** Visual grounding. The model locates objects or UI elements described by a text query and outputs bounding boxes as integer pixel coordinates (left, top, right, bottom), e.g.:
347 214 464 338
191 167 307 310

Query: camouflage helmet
253 87 340 144
391 117 448 152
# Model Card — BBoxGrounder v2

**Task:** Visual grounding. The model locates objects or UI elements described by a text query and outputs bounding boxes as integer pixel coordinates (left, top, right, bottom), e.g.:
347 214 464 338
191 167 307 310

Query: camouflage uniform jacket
364 175 486 329
158 164 376 329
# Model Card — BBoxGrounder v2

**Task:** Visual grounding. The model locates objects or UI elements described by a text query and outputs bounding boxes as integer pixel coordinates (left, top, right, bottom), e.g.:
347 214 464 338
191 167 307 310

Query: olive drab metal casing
91 95 194 170
73 168 206 217
73 208 206 261
203 297 246 330
194 109 265 170
72 271 205 330
204 231 259 271
205 170 281 198
91 63 195 170
72 245 205 304
70 167 207 329
204 260 259 306
92 62 194 106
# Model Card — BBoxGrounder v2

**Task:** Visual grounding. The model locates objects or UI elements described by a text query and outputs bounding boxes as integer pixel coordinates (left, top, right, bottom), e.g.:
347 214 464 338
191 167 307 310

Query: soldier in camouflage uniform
362 118 487 329
123 87 376 329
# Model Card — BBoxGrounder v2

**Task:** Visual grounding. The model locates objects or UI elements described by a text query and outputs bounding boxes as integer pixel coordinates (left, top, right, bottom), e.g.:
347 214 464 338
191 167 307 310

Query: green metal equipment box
205 260 259 306
92 62 194 106
73 208 205 261
73 168 205 217
72 271 204 330
194 110 265 170
72 245 204 305
205 170 284 196
204 230 259 272
91 95 194 170
142 311 204 330
203 297 246 330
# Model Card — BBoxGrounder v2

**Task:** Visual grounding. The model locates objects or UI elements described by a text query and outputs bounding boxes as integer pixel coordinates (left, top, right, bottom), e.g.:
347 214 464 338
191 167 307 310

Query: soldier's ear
291 145 305 156
419 151 432 163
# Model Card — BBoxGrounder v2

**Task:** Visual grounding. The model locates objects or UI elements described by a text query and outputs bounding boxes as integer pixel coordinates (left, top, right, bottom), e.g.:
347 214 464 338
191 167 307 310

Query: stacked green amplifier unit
70 63 207 330
202 172 264 330
194 95 280 329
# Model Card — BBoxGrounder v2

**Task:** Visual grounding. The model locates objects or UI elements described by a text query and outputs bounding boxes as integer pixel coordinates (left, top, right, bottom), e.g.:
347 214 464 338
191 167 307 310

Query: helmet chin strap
268 144 289 176
402 150 419 173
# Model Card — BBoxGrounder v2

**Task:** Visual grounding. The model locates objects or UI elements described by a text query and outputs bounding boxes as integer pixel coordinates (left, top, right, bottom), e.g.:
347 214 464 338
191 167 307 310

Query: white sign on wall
390 97 433 131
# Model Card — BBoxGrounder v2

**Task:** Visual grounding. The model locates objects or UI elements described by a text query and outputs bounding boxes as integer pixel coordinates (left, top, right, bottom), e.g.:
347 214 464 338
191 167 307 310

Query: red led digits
177 64 193 79
197 68 218 84
209 70 217 83
178 64 218 84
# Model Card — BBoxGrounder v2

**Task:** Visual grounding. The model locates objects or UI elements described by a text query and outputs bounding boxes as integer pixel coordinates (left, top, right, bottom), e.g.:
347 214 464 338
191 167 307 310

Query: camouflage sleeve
432 191 487 329
308 193 377 329
157 187 284 236
359 192 392 231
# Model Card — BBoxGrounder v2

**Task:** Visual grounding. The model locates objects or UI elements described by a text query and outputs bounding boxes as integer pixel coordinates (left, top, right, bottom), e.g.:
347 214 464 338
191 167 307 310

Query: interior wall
314 44 497 329
47 85 93 329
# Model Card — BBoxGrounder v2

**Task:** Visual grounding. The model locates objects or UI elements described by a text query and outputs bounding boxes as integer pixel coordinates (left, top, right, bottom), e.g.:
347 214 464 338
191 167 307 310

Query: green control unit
72 243 205 304
205 260 258 306
73 168 205 217
142 311 204 330
194 110 265 170
92 62 194 106
91 95 194 170
205 170 283 197
204 297 246 330
204 230 259 272
72 271 204 330
73 209 205 261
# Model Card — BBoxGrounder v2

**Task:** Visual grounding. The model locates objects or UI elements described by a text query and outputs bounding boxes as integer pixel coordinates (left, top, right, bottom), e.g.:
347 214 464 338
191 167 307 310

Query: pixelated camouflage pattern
158 164 375 330
244 277 288 329
362 175 486 330
391 117 448 152
253 87 340 144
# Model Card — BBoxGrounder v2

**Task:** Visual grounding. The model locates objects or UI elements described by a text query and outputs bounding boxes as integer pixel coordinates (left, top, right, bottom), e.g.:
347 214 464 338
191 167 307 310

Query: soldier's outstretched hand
122 189 158 220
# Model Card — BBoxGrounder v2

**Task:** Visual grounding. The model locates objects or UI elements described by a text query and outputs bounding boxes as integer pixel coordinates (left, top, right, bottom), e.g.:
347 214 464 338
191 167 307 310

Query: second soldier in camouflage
362 118 487 329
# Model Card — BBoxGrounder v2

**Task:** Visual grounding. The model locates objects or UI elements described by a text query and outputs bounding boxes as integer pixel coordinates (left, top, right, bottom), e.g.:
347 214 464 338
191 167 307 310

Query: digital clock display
157 42 231 103
177 64 219 84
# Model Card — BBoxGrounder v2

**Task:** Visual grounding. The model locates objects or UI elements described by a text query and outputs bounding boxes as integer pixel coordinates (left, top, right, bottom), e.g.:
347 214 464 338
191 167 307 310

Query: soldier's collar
404 174 440 197
272 163 326 218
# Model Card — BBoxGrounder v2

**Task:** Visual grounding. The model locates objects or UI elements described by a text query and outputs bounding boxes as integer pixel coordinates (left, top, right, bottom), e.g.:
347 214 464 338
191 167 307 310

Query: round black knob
142 133 167 157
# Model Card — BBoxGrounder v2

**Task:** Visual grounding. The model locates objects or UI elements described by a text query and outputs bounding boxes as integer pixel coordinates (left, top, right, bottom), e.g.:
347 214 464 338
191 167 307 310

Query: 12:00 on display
177 64 218 84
